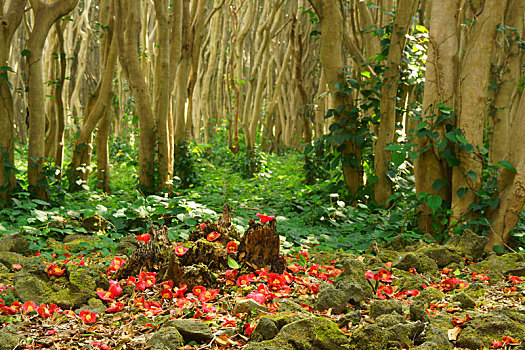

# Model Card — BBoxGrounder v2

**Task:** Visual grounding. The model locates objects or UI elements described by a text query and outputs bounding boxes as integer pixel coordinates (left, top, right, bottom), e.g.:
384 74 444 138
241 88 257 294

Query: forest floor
0 152 524 349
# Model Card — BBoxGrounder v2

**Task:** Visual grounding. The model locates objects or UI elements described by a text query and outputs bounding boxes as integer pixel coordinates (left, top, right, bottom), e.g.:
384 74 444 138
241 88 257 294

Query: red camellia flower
161 289 174 300
268 273 286 291
376 269 393 283
199 222 206 230
226 241 238 253
12 264 22 271
408 267 417 274
256 213 275 224
199 289 219 302
508 275 521 285
22 301 38 313
192 286 206 297
46 329 57 336
37 303 58 319
174 284 188 298
247 292 266 305
174 245 188 256
406 289 420 297
376 285 393 299
137 233 151 243
365 270 377 280
206 231 221 241
107 257 124 274
245 323 255 336
79 310 97 323
236 274 252 287
106 302 124 313
47 264 65 278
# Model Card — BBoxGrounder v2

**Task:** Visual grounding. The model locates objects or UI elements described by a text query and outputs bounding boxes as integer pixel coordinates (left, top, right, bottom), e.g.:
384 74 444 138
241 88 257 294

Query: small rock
234 299 269 314
0 252 28 270
376 313 405 328
147 327 184 349
451 292 476 309
315 283 351 314
337 310 361 328
471 253 525 280
133 314 151 326
274 298 306 314
445 229 488 261
163 319 213 343
116 235 139 255
393 252 438 274
414 287 445 305
348 324 391 350
0 233 30 255
251 317 280 342
416 244 462 268
370 299 403 319
0 324 23 350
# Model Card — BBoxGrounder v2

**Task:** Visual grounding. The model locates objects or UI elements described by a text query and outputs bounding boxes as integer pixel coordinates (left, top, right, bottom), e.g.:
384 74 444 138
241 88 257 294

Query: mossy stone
471 253 525 280
415 244 462 268
348 324 391 350
393 252 439 276
445 229 488 262
450 291 476 309
0 252 28 270
376 313 405 328
370 299 403 319
0 324 23 350
414 287 445 306
146 327 184 349
0 233 30 255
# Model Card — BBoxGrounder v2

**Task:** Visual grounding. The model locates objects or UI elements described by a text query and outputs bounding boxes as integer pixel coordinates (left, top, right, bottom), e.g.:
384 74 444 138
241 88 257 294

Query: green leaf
492 245 504 253
298 253 307 267
432 179 447 192
466 170 477 181
457 187 468 198
497 160 517 173
426 195 442 213
227 256 240 269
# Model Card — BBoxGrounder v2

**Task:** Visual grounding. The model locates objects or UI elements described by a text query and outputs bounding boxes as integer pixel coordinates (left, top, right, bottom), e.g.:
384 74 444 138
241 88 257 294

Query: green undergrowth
2 144 524 255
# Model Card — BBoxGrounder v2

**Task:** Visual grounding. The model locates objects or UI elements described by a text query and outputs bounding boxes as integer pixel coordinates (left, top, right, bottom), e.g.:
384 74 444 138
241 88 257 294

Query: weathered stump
238 219 284 273
115 204 284 289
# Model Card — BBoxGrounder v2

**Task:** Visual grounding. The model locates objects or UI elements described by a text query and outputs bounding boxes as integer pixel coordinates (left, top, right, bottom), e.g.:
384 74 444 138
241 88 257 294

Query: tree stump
238 219 284 273
114 204 284 289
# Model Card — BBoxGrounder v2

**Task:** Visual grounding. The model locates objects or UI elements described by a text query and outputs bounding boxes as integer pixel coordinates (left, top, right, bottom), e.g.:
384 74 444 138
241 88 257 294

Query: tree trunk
115 0 156 194
0 0 25 205
414 0 459 232
450 0 507 225
27 0 79 199
374 0 419 206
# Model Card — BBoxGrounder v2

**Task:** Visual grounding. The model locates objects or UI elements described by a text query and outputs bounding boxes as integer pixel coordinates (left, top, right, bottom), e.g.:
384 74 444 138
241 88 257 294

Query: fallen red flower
255 213 275 223
206 231 221 242
226 241 238 253
137 233 151 243
174 245 188 256
47 264 65 278
79 310 97 323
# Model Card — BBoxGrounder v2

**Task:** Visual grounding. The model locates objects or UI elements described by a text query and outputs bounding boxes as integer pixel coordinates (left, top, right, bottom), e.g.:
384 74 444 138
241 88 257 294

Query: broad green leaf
497 160 517 173
227 257 240 269
426 195 442 213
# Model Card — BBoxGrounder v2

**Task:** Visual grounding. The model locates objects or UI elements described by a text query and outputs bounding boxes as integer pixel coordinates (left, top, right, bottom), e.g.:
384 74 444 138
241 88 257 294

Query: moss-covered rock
0 233 30 255
376 249 403 265
76 297 106 315
116 235 139 255
391 268 429 292
249 317 348 350
81 214 112 234
0 324 23 350
348 324 391 350
251 317 281 342
275 298 307 314
63 234 102 253
471 253 525 280
0 251 28 270
163 319 214 343
316 283 352 314
146 326 184 349
415 244 462 268
375 313 405 328
13 262 98 309
445 229 488 262
450 291 476 309
457 308 525 349
392 252 438 275
370 299 403 319
414 287 445 306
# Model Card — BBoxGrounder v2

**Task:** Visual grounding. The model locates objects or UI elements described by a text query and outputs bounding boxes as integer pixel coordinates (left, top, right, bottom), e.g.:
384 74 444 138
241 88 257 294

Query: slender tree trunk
27 0 79 199
450 0 507 224
374 0 419 206
115 0 156 194
0 0 25 205
309 0 362 196
96 101 111 193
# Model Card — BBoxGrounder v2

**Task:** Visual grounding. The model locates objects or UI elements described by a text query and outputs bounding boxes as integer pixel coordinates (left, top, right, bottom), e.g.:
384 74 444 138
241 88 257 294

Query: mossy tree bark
414 0 459 232
374 0 419 206
309 0 363 196
0 0 25 205
27 0 79 200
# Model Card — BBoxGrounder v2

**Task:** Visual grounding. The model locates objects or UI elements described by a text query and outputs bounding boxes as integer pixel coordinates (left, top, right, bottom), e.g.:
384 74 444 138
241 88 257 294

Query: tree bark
0 0 25 205
374 0 419 206
27 0 79 199
450 0 507 224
